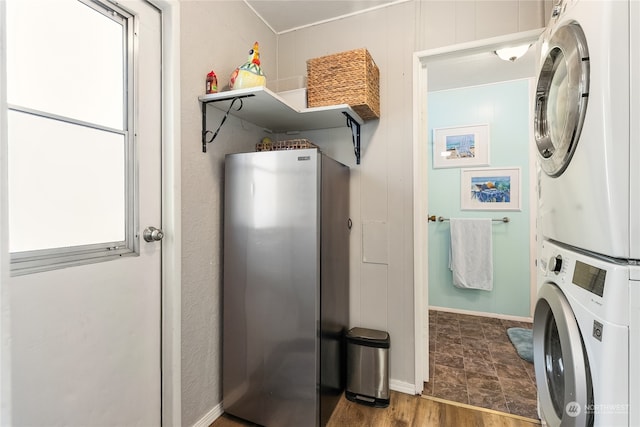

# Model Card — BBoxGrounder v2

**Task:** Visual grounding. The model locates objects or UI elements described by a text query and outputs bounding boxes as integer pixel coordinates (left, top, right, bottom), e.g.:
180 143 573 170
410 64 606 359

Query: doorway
412 29 541 399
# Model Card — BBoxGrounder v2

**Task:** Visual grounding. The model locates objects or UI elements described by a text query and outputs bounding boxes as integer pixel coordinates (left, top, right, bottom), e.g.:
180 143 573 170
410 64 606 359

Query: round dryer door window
533 282 594 427
534 23 590 177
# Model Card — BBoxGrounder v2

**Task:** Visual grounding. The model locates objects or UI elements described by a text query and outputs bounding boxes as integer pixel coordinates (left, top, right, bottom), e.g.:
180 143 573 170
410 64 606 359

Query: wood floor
210 391 542 427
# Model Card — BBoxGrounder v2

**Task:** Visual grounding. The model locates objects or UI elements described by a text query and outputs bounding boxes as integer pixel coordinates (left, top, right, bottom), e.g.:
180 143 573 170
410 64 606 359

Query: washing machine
534 239 640 427
534 0 640 259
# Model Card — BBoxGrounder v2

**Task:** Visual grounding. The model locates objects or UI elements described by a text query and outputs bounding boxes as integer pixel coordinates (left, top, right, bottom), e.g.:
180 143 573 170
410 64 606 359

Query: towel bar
428 215 509 223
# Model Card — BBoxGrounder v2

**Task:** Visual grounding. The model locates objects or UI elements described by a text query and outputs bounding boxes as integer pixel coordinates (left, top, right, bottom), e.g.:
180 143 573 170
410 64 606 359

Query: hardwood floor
210 391 542 427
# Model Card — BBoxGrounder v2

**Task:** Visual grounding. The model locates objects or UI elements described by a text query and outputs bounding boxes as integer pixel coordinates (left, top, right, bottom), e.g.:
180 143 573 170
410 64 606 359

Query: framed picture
433 124 490 168
461 167 521 211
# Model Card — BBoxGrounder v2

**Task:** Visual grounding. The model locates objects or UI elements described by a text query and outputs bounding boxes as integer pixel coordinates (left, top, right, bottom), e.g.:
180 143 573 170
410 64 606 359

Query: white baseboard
390 379 418 395
191 403 223 427
429 305 533 323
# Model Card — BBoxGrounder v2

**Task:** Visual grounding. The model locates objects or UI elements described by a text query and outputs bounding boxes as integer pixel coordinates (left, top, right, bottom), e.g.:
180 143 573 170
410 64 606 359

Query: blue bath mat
507 327 533 363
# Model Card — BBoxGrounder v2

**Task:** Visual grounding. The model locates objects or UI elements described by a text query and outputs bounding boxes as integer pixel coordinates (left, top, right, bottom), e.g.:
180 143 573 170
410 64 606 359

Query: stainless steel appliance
222 148 350 427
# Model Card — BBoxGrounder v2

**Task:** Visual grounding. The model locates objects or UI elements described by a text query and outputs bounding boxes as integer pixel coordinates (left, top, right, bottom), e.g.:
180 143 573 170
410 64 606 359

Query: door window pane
8 111 126 252
6 0 125 129
544 314 565 419
5 0 135 273
547 49 569 152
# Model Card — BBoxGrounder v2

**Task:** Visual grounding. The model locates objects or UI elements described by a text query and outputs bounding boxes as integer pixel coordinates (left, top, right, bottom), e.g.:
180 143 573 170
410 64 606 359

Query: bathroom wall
427 79 532 318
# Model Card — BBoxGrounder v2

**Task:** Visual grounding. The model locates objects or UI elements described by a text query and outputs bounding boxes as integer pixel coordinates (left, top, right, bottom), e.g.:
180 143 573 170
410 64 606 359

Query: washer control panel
573 260 606 297
539 240 630 326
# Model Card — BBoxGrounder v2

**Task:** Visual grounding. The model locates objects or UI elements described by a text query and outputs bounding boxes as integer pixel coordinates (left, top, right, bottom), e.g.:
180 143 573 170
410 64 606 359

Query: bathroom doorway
412 29 541 415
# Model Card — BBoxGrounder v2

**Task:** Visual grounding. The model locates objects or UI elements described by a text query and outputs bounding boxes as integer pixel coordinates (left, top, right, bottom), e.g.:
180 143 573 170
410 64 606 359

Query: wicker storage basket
256 138 318 152
307 48 380 121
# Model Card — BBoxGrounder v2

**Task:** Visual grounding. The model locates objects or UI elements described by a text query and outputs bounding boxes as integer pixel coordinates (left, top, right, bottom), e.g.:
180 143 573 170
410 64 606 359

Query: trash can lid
347 327 390 341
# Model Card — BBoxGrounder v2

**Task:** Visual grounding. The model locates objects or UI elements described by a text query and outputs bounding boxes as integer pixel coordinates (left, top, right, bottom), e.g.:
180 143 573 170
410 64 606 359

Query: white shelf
199 86 364 163
199 86 363 132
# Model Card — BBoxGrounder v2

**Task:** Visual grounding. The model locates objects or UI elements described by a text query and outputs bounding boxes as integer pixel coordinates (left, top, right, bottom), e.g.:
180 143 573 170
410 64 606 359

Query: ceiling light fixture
494 44 532 62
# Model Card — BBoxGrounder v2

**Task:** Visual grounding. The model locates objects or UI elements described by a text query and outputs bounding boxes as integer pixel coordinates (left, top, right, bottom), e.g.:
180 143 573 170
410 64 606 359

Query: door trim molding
151 1 182 425
412 52 429 392
0 1 10 424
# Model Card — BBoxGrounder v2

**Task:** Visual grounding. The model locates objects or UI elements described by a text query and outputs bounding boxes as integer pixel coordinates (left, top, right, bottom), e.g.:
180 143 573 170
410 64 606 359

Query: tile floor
423 309 539 420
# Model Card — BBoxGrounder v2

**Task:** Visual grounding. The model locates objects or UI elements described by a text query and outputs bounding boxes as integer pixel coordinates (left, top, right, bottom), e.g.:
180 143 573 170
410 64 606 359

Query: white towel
449 218 493 291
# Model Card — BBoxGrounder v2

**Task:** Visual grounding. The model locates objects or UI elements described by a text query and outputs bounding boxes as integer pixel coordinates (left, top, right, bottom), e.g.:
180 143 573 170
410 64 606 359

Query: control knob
549 255 563 274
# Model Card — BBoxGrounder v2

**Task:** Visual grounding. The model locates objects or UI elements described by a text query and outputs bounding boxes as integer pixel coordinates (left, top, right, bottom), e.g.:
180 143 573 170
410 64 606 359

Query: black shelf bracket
343 112 361 164
200 90 362 164
201 94 255 153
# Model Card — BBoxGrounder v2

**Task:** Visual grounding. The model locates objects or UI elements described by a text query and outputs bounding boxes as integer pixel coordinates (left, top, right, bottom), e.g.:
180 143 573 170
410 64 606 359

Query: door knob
143 226 164 242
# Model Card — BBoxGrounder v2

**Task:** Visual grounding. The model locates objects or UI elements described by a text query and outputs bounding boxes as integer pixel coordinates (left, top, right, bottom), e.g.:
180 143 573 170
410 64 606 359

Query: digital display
572 260 606 297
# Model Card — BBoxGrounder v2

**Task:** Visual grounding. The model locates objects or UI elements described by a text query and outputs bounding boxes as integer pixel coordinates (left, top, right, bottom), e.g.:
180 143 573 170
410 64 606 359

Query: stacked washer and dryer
533 1 640 426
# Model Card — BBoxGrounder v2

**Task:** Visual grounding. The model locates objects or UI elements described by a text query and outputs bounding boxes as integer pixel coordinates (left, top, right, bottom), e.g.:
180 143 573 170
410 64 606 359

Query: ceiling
245 0 403 34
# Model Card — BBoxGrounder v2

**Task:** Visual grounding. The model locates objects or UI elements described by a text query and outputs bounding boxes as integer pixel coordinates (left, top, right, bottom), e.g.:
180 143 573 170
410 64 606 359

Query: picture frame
432 124 490 169
461 167 521 211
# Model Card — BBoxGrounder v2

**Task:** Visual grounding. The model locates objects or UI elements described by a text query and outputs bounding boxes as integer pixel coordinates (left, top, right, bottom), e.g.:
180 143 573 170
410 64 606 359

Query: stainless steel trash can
345 327 390 407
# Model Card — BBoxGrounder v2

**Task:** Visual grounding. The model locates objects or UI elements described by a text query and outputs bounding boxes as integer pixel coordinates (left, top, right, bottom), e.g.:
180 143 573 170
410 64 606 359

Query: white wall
276 1 416 390
417 0 546 49
178 0 546 424
274 0 545 390
178 2 276 426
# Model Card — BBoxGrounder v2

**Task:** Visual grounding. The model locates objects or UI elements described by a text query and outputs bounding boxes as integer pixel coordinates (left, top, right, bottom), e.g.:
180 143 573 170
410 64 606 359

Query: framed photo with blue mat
461 167 521 211
433 124 490 168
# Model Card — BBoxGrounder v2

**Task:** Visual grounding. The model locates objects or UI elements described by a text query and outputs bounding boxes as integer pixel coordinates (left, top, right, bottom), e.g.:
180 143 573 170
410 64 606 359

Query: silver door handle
143 226 164 242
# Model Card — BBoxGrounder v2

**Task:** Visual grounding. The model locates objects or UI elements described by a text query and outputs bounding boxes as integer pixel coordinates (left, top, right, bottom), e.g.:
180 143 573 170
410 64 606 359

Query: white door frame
412 51 429 393
0 1 182 425
152 1 182 425
0 1 9 423
411 29 542 390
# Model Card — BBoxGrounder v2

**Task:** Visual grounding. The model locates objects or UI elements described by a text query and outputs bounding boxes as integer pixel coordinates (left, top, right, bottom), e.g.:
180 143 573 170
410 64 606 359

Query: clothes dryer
534 240 639 427
534 0 640 259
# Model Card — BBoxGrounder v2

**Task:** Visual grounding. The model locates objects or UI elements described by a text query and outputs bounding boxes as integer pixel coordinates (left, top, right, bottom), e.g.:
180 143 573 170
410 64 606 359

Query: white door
4 1 163 425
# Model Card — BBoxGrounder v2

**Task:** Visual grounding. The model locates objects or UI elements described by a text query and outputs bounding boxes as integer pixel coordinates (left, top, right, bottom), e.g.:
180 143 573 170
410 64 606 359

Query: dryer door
534 22 589 177
533 282 594 427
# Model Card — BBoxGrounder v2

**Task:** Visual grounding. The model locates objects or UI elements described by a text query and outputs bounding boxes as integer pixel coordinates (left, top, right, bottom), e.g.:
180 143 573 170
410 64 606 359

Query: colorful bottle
206 71 218 94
